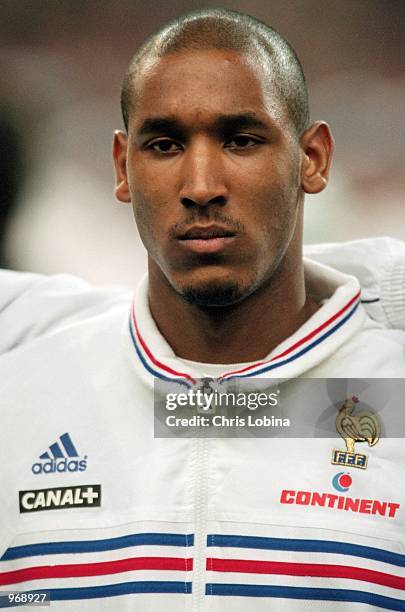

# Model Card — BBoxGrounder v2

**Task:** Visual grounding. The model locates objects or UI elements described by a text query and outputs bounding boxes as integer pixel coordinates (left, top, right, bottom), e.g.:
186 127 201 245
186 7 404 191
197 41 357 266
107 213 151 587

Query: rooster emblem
336 396 380 453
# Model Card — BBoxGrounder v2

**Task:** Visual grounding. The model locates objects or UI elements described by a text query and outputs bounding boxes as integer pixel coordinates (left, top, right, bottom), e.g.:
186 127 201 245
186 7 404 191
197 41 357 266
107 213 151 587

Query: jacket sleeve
0 269 130 354
304 237 405 330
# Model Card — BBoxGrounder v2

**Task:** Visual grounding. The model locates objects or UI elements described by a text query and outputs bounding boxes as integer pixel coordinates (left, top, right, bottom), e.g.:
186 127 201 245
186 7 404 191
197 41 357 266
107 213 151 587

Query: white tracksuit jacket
0 237 404 611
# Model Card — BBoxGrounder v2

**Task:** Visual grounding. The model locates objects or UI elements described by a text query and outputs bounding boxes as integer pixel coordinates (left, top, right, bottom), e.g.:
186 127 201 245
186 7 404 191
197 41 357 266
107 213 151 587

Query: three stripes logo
32 432 87 475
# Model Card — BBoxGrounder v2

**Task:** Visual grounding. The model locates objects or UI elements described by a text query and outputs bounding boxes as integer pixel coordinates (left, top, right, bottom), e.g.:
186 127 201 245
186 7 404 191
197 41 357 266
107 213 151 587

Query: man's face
117 49 305 306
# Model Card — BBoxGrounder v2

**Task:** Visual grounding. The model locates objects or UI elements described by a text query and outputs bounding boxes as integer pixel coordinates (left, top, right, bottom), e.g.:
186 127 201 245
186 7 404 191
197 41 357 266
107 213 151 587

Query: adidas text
32 457 87 474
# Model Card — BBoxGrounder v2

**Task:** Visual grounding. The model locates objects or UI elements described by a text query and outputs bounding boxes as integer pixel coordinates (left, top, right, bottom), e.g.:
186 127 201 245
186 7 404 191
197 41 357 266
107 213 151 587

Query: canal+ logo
32 433 87 475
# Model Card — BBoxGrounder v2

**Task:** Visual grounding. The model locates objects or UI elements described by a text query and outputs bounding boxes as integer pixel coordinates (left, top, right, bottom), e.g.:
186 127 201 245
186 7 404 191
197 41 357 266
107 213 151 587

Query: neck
148 252 318 365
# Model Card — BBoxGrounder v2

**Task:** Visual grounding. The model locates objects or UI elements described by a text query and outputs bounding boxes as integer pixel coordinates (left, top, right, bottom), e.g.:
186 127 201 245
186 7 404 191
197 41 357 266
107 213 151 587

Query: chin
180 279 247 308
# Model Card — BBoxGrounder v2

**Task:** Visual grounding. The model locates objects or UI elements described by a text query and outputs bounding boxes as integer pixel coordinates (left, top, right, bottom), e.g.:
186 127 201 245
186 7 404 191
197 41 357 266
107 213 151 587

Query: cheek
255 161 300 229
129 185 160 252
130 158 176 215
128 164 162 236
130 181 179 264
247 182 295 234
241 181 300 266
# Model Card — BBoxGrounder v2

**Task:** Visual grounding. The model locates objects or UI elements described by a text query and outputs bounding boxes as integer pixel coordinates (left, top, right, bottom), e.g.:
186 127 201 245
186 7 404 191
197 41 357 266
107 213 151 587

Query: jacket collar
128 260 365 388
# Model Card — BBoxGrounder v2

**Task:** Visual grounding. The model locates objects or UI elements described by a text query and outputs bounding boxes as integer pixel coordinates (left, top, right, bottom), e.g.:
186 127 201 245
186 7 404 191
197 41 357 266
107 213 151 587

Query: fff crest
331 396 380 470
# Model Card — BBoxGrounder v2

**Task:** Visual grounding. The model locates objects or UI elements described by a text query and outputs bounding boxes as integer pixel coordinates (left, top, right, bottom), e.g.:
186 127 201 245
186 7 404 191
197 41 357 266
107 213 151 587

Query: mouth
177 225 237 254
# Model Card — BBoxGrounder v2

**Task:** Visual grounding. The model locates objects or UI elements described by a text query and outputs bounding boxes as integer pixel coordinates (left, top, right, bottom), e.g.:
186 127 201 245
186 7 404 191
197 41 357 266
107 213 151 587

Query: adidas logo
32 433 87 475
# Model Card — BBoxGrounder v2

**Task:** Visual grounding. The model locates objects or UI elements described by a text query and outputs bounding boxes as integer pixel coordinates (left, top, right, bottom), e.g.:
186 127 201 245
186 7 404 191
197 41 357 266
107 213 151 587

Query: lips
177 225 237 254
178 225 236 240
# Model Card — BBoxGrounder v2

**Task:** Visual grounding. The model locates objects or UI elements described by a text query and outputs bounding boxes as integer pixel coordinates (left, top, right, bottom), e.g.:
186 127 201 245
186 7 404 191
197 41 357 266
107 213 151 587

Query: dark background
1 0 404 285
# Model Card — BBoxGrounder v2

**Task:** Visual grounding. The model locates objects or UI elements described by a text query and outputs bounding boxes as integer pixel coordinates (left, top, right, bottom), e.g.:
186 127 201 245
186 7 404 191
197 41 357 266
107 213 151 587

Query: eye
146 138 182 154
225 135 261 149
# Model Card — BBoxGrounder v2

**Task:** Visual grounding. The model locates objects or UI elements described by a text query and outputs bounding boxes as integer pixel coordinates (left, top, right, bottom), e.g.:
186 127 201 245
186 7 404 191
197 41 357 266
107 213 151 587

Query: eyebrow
215 113 269 133
137 117 184 138
136 112 269 137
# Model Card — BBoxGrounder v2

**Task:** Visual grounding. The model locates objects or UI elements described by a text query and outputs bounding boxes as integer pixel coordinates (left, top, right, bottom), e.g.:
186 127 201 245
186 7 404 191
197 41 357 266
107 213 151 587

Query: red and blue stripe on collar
129 290 361 388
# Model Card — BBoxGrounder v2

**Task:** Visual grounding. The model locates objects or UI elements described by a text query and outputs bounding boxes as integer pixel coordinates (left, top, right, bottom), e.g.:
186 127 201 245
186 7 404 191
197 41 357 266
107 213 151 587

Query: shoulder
305 237 405 330
313 315 405 377
0 269 131 353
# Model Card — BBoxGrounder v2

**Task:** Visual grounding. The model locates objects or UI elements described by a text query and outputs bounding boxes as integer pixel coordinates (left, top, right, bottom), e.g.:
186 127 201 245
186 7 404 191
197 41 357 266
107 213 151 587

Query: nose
179 140 229 208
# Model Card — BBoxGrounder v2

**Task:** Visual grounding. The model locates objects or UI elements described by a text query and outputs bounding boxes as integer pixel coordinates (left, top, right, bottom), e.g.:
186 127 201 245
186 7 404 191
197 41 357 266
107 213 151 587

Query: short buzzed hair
120 8 310 136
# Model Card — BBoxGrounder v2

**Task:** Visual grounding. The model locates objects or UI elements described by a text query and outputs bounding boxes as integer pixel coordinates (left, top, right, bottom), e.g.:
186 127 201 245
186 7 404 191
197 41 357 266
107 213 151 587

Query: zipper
191 437 209 611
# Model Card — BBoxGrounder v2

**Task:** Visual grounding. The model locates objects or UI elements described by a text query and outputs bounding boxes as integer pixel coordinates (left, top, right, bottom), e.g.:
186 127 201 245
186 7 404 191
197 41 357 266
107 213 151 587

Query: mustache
169 211 245 239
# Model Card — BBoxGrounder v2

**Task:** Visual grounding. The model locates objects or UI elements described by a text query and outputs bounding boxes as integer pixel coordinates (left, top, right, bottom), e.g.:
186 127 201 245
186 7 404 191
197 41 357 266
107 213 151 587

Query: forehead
130 49 288 129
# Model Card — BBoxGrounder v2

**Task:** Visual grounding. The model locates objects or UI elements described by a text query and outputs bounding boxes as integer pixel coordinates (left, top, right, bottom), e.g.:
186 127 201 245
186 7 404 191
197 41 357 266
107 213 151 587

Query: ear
113 130 131 203
300 122 334 194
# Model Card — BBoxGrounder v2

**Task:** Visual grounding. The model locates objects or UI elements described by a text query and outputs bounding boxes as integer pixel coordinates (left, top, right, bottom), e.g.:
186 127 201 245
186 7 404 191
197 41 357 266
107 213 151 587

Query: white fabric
304 236 405 330
0 238 404 610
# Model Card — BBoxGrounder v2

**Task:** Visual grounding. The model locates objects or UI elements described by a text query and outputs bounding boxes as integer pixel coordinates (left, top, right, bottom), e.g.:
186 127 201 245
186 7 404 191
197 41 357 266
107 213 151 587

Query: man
0 9 404 611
